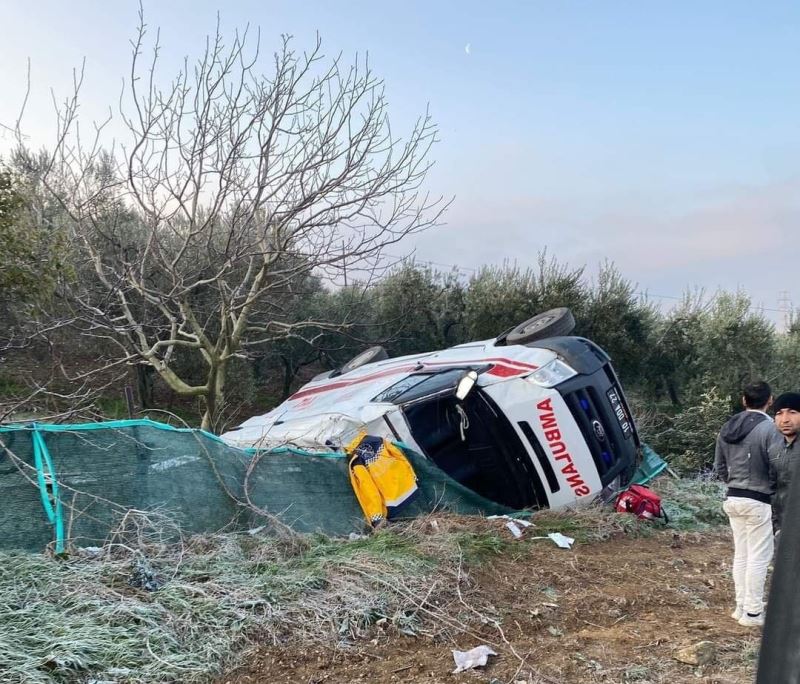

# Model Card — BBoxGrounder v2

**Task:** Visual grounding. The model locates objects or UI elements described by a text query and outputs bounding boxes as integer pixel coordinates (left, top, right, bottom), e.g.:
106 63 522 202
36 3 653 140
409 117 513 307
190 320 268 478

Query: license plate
607 388 632 439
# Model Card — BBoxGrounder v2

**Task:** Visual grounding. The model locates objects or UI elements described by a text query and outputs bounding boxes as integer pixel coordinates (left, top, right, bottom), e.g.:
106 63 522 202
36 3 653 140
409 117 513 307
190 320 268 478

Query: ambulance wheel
504 308 575 346
333 346 389 377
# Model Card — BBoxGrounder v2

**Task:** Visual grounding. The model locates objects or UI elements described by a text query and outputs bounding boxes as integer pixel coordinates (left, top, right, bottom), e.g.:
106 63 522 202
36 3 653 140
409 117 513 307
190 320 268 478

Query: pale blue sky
2 1 799 318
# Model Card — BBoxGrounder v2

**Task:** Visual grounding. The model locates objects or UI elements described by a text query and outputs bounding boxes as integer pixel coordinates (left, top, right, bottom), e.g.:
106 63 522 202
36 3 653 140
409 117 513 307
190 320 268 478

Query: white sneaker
739 612 765 627
731 606 743 620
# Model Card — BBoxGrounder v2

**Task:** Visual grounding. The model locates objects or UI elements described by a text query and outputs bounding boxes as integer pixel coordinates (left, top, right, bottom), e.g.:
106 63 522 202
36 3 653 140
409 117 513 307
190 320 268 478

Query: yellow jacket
346 433 418 527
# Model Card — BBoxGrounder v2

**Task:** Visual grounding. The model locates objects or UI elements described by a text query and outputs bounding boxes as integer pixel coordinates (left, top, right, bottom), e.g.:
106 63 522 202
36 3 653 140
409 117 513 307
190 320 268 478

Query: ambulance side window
373 369 465 404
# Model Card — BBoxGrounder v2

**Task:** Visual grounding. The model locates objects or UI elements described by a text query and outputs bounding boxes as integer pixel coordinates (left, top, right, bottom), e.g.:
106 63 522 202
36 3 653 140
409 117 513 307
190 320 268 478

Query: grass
0 477 727 683
0 375 28 397
92 396 133 420
92 397 199 425
0 524 452 684
740 637 761 665
623 664 652 681
455 530 519 562
657 475 727 530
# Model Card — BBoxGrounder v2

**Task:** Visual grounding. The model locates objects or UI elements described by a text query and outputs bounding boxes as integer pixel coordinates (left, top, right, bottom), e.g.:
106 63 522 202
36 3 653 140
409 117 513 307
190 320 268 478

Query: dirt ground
220 529 759 684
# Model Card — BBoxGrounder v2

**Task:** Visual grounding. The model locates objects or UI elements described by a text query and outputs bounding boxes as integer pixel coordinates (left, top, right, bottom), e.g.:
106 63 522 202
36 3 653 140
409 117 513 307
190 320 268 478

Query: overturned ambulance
222 308 640 511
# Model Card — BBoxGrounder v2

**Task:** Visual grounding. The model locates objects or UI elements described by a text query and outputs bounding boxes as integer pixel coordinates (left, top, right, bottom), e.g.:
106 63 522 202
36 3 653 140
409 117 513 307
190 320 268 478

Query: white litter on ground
547 532 575 548
505 521 523 538
451 645 498 673
528 532 576 549
489 514 533 539
488 514 533 528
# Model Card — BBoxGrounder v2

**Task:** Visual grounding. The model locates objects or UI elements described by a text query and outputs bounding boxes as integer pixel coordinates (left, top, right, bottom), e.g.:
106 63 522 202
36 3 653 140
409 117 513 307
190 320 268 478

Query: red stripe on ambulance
537 397 591 497
289 357 539 401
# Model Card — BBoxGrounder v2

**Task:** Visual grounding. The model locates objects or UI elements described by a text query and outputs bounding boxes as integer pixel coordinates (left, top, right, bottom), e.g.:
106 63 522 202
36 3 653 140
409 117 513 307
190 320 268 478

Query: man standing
769 392 800 536
714 381 776 628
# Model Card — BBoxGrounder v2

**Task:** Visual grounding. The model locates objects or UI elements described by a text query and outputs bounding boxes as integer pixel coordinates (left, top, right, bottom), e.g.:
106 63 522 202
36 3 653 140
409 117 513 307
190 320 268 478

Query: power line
385 253 476 273
634 291 787 315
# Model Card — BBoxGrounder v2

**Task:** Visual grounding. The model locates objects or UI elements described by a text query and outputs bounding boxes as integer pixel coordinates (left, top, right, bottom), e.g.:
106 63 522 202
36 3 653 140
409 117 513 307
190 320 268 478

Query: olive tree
371 263 466 356
464 254 586 341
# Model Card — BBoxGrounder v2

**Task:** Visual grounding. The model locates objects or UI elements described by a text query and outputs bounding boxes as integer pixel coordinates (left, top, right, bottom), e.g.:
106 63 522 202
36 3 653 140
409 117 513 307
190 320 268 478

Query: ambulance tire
333 346 389 377
504 308 576 346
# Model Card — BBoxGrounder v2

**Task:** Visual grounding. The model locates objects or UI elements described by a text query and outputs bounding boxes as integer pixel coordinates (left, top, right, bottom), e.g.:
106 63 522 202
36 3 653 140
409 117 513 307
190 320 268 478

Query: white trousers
723 496 774 615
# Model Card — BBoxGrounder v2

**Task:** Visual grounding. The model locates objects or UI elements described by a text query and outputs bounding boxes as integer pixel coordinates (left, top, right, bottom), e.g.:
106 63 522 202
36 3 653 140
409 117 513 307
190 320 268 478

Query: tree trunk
200 397 215 433
280 355 295 401
135 365 155 409
667 378 680 407
200 361 227 433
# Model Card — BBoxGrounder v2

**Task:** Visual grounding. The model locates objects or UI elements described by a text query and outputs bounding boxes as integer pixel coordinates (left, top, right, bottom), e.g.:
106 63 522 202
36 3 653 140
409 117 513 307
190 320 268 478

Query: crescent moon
465 43 471 55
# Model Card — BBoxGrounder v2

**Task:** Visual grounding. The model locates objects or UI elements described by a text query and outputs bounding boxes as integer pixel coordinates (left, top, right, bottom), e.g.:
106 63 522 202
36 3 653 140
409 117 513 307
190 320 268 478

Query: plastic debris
506 521 523 538
488 514 533 539
529 532 576 549
488 514 533 527
547 532 575 549
452 645 498 673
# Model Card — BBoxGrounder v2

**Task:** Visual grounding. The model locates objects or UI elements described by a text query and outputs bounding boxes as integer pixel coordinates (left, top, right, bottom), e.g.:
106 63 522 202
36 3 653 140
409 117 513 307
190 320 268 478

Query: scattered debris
673 640 716 666
4 491 756 684
526 532 575 548
451 645 497 673
487 514 533 527
488 515 533 539
547 532 575 548
506 521 523 538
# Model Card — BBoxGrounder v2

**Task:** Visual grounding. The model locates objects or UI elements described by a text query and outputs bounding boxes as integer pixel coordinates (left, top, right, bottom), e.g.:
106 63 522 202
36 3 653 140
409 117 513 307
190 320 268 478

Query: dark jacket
714 410 776 502
769 434 800 532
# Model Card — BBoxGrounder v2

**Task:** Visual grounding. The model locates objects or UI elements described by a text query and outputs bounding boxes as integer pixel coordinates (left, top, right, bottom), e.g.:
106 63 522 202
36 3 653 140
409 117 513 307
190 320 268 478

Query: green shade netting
0 419 511 552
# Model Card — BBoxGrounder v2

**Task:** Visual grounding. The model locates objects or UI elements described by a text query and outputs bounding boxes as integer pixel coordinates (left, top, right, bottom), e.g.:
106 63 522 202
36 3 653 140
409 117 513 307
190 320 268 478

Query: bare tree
23 11 447 431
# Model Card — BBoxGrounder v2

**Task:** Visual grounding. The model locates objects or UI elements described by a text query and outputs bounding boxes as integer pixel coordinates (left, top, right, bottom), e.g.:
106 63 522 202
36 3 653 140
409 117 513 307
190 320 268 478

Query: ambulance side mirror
455 370 478 401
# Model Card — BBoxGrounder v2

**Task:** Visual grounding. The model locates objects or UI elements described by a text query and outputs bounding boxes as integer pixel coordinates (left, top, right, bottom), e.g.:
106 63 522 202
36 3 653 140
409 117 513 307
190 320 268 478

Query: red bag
615 484 668 523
